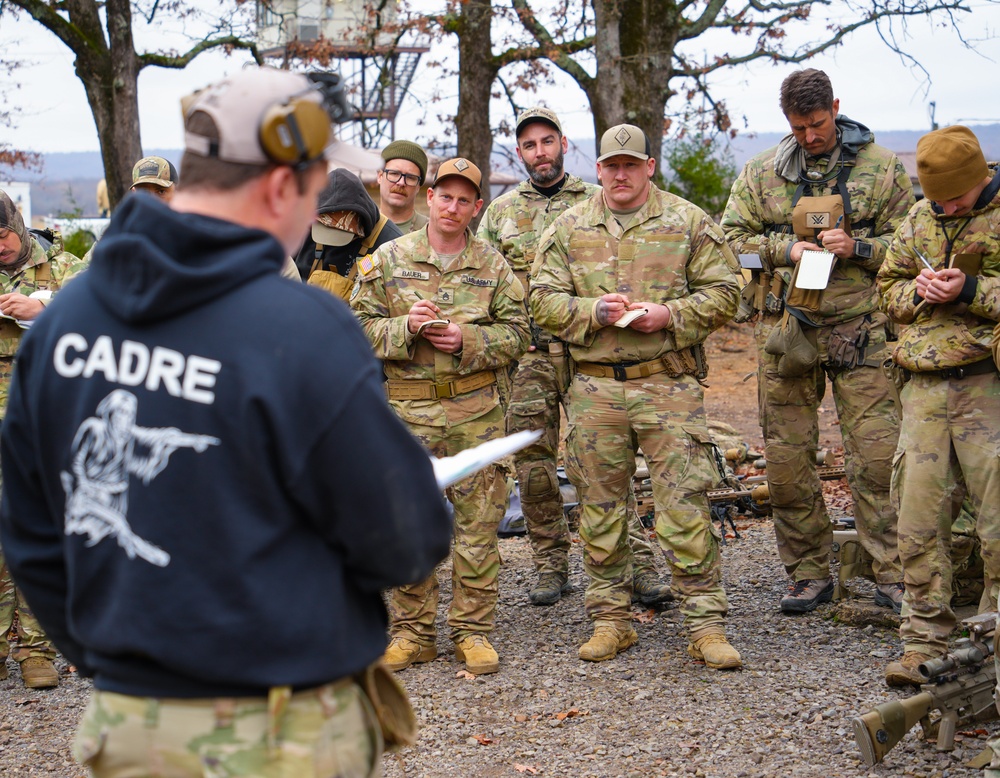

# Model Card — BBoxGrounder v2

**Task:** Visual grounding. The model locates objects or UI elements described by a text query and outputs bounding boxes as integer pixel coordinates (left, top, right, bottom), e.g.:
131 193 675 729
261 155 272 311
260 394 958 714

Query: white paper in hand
613 308 648 328
795 250 836 290
432 430 543 490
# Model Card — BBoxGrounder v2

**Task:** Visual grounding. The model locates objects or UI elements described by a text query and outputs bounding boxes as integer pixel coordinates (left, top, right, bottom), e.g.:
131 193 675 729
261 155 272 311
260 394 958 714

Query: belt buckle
433 381 455 399
954 366 966 379
611 364 628 381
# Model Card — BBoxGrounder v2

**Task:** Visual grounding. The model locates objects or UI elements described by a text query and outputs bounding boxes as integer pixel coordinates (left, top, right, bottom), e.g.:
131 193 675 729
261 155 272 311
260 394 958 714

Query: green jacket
350 227 529 427
722 136 914 325
877 168 1000 371
530 186 741 364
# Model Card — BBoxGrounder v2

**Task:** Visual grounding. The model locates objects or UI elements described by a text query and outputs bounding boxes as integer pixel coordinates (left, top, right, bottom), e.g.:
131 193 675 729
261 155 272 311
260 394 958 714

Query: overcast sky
3 0 999 155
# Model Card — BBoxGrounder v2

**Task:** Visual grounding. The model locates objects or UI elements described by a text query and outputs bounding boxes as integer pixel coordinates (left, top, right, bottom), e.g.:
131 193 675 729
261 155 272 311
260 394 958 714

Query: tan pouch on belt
357 660 417 750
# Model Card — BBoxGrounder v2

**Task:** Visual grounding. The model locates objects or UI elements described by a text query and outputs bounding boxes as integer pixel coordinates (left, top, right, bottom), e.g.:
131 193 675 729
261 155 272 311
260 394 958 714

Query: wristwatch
853 239 873 260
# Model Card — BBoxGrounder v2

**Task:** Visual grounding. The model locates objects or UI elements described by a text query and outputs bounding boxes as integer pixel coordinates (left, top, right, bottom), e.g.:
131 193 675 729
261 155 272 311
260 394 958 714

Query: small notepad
795 250 836 290
614 309 648 328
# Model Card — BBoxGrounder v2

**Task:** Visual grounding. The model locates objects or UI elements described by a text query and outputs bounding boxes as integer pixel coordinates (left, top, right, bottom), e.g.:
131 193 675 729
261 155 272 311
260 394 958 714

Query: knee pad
517 460 559 503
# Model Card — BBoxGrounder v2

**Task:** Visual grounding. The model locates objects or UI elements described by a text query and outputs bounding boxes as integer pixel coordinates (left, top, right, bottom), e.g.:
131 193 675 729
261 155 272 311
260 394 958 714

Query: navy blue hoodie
0 194 451 697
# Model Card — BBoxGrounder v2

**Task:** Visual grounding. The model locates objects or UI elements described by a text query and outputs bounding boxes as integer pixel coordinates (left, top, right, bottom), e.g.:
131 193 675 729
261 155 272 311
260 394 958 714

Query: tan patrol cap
312 210 364 247
433 158 482 197
597 124 651 163
916 125 989 201
131 156 177 190
515 107 562 137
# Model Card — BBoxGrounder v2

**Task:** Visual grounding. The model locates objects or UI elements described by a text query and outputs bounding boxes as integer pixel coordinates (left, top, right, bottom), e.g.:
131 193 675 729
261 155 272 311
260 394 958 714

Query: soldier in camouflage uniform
478 107 673 608
531 125 743 668
721 69 912 614
875 126 1000 691
0 189 85 689
352 158 530 676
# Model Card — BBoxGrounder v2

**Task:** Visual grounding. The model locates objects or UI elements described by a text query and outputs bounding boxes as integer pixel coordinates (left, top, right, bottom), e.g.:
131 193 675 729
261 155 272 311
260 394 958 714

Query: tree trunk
454 0 498 217
78 0 143 210
591 0 677 181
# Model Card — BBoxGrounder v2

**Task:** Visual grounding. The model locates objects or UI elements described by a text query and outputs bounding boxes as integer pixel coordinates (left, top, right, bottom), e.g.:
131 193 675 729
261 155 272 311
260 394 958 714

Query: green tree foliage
663 136 738 220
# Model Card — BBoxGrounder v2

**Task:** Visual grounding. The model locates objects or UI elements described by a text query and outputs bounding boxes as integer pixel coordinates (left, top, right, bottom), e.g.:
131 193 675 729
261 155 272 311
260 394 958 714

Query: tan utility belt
576 348 701 382
385 370 496 401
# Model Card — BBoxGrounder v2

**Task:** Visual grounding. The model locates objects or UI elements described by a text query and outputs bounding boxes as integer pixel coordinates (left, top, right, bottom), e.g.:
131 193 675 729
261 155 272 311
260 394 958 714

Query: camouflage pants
73 680 382 777
755 314 902 583
506 349 661 578
564 373 728 635
895 372 1000 656
1 546 57 662
390 406 507 643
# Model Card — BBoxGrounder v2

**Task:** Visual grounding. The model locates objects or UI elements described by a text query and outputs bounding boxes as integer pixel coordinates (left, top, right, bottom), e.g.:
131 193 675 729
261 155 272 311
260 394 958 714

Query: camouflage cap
515 107 562 138
434 158 482 197
131 156 177 190
381 140 428 182
313 210 363 246
182 67 329 166
597 124 650 163
916 125 988 201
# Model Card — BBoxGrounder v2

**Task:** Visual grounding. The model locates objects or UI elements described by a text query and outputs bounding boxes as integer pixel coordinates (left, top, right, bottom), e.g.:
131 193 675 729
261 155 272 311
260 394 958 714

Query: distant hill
4 126 999 216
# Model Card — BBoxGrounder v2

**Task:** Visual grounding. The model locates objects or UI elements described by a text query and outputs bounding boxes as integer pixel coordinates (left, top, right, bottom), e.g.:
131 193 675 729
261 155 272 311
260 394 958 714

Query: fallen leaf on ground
555 708 581 720
514 765 540 774
473 733 492 745
635 609 656 624
455 670 476 680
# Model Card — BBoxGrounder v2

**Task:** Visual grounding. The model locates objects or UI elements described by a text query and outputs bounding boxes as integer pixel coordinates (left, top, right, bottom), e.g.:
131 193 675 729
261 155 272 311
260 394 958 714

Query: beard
524 147 565 186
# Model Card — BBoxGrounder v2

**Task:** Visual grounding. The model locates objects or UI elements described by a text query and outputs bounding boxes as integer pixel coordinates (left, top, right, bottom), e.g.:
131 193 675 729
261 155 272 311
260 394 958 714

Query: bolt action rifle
852 613 999 767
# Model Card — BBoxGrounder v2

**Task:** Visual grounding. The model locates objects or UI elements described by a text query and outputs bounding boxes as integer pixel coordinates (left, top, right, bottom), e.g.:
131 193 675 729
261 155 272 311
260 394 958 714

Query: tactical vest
307 214 389 301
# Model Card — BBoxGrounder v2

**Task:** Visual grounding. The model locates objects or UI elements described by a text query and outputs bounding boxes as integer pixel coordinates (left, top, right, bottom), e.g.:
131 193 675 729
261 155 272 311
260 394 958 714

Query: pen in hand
914 249 936 272
833 214 844 231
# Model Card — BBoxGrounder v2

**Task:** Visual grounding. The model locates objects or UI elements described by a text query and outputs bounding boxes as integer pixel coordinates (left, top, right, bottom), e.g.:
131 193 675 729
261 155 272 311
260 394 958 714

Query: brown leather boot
383 637 436 673
454 635 499 675
578 625 638 662
20 657 59 689
687 632 742 670
885 651 935 687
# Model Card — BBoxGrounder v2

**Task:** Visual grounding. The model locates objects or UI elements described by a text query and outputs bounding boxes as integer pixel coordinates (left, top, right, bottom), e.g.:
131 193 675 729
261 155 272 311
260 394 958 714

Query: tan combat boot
885 651 935 687
20 657 59 688
454 635 499 675
578 625 638 662
687 631 742 670
383 637 437 673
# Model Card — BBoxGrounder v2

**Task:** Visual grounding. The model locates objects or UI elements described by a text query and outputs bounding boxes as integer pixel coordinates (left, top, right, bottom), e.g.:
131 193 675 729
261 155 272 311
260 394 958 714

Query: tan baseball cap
131 156 177 190
597 124 651 163
515 107 562 137
433 158 482 197
312 210 364 246
182 67 329 166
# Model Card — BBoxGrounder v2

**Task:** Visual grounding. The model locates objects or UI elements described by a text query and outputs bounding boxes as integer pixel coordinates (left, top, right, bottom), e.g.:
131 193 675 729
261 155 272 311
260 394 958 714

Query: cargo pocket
314 683 384 778
508 397 548 435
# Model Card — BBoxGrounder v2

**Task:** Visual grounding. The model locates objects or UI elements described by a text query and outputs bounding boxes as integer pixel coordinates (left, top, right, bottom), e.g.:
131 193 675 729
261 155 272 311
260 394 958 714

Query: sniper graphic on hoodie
60 389 219 567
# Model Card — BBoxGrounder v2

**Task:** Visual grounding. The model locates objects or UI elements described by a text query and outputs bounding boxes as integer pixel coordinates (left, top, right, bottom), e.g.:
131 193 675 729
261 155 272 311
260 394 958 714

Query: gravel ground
2 521 996 778
3 326 995 777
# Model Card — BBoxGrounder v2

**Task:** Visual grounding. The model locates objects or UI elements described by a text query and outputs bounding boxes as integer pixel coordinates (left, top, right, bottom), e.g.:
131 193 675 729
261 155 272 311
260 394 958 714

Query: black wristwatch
853 239 873 260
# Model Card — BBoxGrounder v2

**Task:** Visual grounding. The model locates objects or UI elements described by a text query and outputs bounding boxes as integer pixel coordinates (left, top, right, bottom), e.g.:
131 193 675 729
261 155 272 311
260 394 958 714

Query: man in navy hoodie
0 67 451 777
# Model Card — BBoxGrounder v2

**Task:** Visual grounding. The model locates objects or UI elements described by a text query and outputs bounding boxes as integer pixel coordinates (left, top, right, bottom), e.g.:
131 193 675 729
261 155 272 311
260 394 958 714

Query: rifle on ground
851 613 999 767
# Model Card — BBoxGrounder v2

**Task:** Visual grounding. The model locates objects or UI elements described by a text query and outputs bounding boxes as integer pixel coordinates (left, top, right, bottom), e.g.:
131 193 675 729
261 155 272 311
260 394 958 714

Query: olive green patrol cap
597 124 650 162
916 125 988 201
515 107 562 138
434 158 482 197
381 140 428 183
131 156 178 190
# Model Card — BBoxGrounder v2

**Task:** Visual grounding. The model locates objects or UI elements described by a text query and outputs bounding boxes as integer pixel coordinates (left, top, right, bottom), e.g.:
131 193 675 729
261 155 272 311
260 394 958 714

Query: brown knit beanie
381 140 428 184
916 126 988 201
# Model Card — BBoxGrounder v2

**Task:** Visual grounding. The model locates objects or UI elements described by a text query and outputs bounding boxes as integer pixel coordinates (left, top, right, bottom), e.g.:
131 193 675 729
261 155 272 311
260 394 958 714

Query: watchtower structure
257 0 428 147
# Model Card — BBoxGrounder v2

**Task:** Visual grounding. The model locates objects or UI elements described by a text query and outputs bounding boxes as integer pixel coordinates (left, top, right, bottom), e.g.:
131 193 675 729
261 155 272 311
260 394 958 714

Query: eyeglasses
382 168 421 187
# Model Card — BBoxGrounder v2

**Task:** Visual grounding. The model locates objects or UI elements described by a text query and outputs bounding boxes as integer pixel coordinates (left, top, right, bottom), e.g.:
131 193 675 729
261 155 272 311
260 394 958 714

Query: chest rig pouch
785 153 855 315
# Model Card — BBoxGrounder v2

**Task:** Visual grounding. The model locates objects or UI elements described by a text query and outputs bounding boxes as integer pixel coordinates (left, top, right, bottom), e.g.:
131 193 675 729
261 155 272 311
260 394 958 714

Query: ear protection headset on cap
259 96 331 168
182 69 332 169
